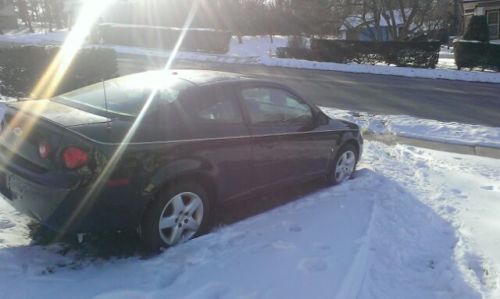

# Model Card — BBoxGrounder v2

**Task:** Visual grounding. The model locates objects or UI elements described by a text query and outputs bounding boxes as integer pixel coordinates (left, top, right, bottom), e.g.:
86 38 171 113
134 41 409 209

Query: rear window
55 72 191 116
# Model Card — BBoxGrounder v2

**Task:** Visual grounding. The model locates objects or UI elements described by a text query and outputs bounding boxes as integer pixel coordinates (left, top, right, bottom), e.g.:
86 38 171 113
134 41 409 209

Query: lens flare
57 0 201 239
32 0 118 100
1 0 117 168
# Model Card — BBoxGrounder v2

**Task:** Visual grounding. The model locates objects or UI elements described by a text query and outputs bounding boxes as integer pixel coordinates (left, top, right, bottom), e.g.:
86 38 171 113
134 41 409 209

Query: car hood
339 119 360 131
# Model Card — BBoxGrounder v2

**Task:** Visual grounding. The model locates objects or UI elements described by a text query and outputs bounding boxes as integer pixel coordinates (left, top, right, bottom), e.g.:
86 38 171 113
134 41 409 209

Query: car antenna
102 78 111 129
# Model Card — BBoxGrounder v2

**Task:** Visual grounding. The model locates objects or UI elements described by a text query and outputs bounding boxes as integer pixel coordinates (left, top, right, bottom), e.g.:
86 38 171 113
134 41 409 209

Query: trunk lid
0 100 105 173
7 100 111 127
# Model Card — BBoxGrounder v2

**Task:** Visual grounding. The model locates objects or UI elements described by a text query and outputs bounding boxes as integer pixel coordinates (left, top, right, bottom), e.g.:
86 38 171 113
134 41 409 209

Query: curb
364 133 500 159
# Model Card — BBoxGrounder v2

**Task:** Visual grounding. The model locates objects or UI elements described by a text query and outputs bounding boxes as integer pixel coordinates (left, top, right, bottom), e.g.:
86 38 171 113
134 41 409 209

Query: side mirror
311 110 326 126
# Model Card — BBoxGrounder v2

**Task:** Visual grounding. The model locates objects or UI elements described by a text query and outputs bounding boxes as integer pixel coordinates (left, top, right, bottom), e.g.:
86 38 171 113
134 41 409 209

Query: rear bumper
0 161 148 234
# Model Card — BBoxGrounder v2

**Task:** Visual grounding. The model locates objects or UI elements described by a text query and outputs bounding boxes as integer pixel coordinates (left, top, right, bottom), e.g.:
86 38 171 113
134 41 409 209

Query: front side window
181 86 247 138
198 96 240 123
241 87 313 125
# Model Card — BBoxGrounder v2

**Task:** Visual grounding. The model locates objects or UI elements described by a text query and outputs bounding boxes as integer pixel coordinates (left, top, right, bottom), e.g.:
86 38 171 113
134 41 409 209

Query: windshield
56 72 191 116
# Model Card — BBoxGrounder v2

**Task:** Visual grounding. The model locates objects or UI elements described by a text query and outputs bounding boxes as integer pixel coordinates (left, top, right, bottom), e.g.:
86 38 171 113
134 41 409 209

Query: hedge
463 16 489 43
99 23 232 54
310 40 441 68
0 46 118 98
276 47 313 60
454 41 500 71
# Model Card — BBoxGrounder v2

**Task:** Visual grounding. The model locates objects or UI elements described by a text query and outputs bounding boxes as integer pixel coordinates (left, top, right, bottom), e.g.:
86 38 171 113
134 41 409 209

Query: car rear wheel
329 144 358 185
140 181 211 251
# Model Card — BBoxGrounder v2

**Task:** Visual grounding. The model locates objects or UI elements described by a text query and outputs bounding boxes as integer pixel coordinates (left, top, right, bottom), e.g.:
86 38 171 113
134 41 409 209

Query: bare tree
344 0 453 41
15 0 33 32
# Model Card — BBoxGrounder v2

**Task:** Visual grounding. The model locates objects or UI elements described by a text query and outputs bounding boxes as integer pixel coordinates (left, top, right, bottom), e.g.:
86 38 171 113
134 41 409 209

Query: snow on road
0 141 499 299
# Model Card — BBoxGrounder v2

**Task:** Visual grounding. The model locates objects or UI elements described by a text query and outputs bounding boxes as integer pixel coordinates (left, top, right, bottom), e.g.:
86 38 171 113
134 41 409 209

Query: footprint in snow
0 219 14 229
298 257 328 273
184 282 228 299
92 290 152 299
314 243 332 251
442 205 457 214
289 225 302 233
272 240 296 251
450 189 468 199
480 186 494 191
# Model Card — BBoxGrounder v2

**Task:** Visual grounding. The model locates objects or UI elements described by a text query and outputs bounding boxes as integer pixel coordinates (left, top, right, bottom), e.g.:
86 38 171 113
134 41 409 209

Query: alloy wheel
158 192 204 246
335 150 356 183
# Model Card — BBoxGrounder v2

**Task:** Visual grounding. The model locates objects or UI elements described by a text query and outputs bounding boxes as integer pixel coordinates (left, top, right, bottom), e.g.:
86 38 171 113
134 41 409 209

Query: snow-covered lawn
1 31 499 84
438 46 457 70
0 141 499 299
321 108 500 149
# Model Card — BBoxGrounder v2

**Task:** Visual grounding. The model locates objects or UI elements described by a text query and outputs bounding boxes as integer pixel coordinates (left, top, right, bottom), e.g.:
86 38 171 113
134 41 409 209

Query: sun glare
1 0 117 167
31 0 118 100
57 0 201 239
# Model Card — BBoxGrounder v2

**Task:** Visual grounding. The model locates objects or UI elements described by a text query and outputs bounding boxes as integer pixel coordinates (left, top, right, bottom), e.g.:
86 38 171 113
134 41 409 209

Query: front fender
326 130 363 170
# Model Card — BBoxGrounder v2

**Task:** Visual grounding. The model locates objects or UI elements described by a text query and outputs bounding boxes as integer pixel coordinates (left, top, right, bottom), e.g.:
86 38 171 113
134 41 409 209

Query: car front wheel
141 181 211 251
329 144 358 185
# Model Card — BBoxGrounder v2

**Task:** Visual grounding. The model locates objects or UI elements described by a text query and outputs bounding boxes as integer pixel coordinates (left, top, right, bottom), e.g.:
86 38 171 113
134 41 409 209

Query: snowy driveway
0 141 499 299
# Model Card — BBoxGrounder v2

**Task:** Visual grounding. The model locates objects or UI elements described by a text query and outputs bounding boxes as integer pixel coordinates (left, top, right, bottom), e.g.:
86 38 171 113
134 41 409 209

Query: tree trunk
17 0 34 33
44 0 54 32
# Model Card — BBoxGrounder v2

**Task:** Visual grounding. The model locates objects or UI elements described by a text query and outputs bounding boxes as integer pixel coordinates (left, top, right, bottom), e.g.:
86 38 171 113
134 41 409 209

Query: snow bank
0 30 66 46
1 142 499 298
321 107 500 148
260 56 500 83
1 33 499 84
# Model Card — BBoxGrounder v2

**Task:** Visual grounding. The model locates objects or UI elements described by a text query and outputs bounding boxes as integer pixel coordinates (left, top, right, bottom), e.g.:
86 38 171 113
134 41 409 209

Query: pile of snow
1 32 499 84
0 30 66 46
438 46 457 70
322 107 500 148
0 141 499 298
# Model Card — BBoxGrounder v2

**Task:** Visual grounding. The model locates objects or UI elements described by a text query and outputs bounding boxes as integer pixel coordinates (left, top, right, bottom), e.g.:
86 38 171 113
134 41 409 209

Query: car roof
161 69 253 86
125 70 285 89
120 70 292 95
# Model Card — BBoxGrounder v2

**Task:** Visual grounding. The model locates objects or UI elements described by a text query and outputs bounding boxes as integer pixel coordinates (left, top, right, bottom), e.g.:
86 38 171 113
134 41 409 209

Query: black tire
140 181 212 252
328 144 358 185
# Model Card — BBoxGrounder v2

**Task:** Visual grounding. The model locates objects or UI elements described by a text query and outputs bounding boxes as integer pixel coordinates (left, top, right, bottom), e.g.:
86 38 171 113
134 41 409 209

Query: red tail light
38 140 51 159
62 147 88 169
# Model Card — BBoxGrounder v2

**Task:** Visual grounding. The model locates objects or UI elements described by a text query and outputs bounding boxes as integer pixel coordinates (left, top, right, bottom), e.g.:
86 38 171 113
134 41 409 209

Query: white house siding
463 0 500 39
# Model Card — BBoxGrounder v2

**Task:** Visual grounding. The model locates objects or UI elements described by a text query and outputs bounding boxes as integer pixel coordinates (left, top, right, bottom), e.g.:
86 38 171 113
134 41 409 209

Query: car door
176 83 256 201
238 83 338 188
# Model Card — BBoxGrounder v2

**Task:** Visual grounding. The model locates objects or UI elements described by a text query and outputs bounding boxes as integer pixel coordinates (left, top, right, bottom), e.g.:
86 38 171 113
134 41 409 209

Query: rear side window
241 87 313 125
181 86 248 138
56 72 191 117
